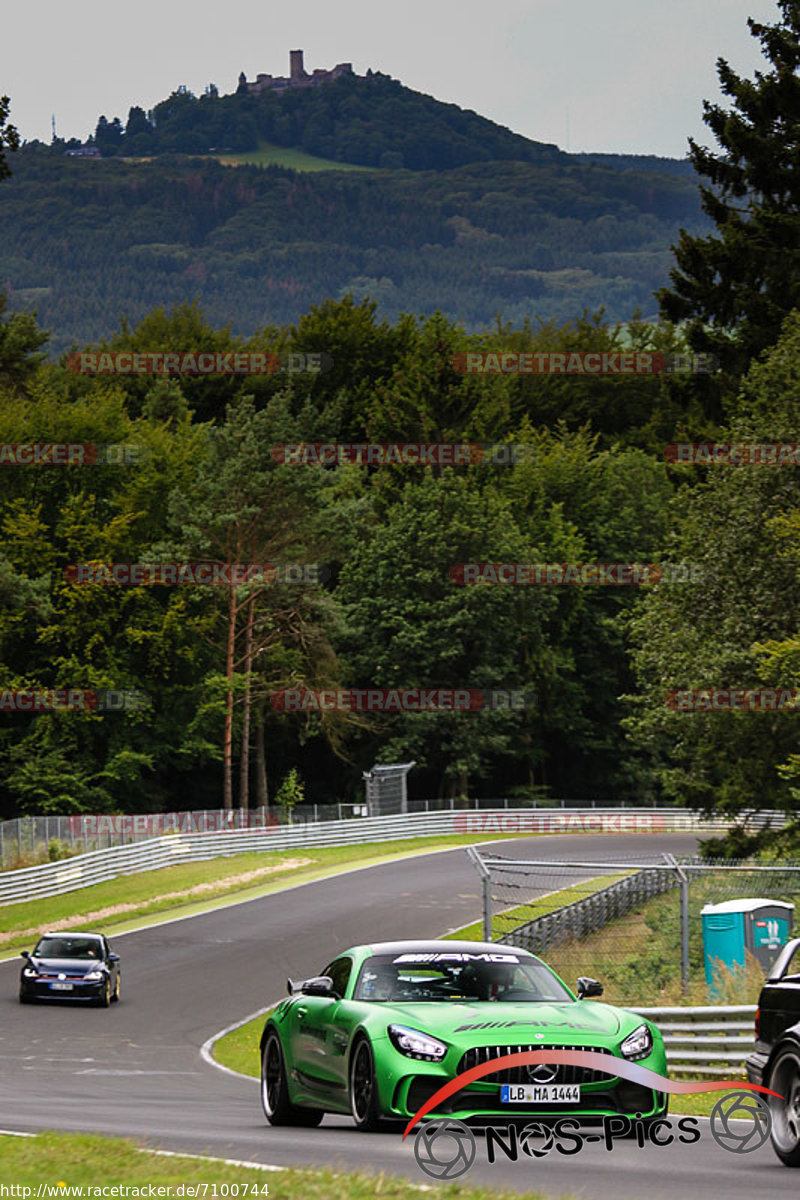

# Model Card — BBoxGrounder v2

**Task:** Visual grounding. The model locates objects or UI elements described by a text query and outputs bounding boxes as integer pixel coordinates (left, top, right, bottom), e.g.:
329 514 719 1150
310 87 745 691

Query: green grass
0 832 541 958
0 1131 570 1198
214 1011 272 1077
214 141 374 171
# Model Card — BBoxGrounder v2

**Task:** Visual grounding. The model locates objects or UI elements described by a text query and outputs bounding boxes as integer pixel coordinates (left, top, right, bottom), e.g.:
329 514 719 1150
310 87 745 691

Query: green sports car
259 939 668 1130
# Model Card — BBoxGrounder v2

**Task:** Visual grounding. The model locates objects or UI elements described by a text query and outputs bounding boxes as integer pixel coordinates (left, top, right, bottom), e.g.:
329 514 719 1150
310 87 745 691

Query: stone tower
289 50 304 80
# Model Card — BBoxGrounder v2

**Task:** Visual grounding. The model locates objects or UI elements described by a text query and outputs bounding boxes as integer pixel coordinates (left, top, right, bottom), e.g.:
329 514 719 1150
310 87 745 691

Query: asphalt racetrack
1 832 796 1198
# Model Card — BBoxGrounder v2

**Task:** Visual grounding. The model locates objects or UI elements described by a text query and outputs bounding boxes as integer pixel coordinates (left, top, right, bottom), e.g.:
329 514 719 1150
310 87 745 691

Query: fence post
466 846 493 942
664 853 690 996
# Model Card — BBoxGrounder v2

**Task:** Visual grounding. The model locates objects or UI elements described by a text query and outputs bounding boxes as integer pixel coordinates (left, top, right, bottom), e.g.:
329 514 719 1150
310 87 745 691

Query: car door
102 937 119 988
292 957 354 1095
761 943 800 1046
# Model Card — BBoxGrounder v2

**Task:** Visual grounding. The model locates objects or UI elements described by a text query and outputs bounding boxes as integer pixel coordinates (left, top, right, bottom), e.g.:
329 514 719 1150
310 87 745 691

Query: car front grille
457 1044 617 1085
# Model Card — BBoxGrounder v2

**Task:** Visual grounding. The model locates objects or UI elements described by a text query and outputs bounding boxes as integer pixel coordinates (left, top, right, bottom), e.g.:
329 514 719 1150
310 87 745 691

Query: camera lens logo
519 1121 556 1157
709 1090 771 1153
413 1118 476 1179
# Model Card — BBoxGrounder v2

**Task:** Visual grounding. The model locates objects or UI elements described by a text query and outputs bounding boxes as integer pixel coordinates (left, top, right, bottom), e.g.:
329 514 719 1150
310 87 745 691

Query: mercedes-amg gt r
259 939 667 1129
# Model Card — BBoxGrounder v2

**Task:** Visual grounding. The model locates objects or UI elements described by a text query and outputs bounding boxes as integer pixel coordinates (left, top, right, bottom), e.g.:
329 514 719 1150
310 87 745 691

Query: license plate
501 1084 580 1103
50 982 73 991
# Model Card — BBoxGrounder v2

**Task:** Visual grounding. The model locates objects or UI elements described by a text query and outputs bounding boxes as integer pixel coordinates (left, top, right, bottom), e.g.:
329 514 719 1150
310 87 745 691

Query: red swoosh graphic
402 1049 783 1138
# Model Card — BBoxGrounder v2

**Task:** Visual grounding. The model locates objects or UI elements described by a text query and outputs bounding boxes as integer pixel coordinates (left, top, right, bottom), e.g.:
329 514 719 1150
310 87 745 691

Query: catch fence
468 849 800 1007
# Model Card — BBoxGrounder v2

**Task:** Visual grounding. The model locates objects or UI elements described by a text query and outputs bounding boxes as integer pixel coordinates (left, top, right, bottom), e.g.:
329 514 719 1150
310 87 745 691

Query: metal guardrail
0 807 763 907
631 1005 757 1076
0 797 708 866
498 868 679 955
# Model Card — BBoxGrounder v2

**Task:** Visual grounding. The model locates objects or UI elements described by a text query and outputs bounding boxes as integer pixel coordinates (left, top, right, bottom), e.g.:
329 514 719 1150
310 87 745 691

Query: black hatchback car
746 936 800 1167
19 931 121 1006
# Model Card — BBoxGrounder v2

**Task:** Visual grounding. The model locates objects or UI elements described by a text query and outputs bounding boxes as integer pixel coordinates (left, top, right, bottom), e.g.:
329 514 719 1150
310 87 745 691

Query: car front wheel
768 1045 800 1167
350 1038 382 1131
260 1032 322 1127
97 977 111 1007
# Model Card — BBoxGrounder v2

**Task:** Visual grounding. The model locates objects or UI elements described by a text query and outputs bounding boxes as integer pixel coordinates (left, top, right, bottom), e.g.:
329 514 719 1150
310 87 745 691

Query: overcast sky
1 0 782 157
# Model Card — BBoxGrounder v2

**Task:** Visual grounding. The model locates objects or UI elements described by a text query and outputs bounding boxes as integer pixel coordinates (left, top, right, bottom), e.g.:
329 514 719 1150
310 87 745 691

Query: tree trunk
223 583 237 810
238 594 256 813
255 704 268 810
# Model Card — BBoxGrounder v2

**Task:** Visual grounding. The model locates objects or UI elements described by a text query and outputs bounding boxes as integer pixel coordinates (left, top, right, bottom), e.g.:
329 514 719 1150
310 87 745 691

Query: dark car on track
19 931 121 1006
746 936 800 1167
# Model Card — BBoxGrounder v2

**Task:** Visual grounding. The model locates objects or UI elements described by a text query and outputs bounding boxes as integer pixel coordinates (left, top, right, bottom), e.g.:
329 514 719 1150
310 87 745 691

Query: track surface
1 833 796 1198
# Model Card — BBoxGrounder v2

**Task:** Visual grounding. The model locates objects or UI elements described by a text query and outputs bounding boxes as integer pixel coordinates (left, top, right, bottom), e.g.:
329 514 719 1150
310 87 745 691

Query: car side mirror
576 976 604 999
108 953 120 963
287 976 336 998
21 950 30 959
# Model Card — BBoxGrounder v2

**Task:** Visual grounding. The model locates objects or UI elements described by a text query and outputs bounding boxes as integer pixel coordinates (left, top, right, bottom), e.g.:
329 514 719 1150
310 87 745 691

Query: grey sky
2 0 782 156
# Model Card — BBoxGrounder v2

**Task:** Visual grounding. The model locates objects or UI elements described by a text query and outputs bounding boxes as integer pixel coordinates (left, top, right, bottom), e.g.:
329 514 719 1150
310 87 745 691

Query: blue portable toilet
702 898 794 987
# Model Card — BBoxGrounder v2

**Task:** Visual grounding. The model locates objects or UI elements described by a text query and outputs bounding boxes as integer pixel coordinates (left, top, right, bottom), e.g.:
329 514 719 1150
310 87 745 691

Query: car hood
29 958 105 975
376 1000 630 1043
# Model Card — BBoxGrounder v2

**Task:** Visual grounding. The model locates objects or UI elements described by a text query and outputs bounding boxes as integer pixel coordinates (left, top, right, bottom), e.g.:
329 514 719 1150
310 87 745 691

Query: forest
0 3 798 855
0 151 709 356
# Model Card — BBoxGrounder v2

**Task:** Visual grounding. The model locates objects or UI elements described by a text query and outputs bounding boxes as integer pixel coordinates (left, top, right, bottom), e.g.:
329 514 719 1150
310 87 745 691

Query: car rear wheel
260 1032 323 1127
769 1046 800 1167
350 1038 382 1131
112 973 120 1002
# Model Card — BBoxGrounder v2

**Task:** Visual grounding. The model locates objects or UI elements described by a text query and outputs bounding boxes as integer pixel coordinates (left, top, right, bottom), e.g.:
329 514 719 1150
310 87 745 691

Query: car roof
39 931 103 940
351 940 535 958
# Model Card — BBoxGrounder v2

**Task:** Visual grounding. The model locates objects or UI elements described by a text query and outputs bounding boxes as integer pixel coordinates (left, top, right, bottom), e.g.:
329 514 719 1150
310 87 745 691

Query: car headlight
388 1024 448 1062
620 1023 653 1061
22 968 38 978
84 970 105 981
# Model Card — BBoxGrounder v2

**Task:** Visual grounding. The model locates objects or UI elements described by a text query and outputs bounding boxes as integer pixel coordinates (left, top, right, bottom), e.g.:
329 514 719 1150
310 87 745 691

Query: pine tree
659 1 800 374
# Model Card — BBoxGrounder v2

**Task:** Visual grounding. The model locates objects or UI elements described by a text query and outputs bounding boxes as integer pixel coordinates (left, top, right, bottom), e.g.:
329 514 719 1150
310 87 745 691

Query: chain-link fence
0 805 370 868
468 849 800 1006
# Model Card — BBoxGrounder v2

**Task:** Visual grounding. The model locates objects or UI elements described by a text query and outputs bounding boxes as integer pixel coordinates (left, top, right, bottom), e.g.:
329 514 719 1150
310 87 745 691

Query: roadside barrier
0 807 776 906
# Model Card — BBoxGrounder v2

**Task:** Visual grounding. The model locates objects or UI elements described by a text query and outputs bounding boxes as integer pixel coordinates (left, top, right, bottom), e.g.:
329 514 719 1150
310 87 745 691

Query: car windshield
33 936 103 960
353 952 573 1003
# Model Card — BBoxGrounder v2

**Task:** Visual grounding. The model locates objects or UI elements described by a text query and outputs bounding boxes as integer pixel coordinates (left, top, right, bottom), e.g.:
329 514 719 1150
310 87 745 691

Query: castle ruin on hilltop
237 50 355 95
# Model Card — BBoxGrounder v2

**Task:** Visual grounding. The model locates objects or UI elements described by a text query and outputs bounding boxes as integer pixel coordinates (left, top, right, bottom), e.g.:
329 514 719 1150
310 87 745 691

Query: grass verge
0 832 539 957
0 1131 571 1197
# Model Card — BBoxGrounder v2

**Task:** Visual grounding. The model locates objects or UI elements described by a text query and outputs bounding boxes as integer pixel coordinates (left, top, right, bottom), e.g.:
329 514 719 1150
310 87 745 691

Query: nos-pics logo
413 1093 772 1181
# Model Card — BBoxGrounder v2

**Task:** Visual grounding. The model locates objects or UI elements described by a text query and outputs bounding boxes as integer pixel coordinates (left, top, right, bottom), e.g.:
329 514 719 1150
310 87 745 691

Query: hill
0 150 709 355
83 70 566 171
